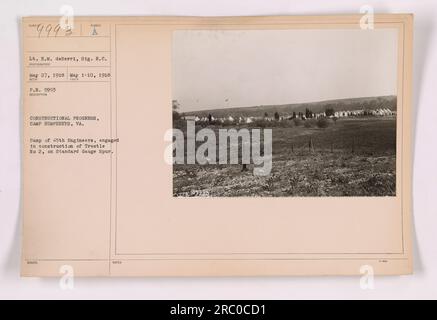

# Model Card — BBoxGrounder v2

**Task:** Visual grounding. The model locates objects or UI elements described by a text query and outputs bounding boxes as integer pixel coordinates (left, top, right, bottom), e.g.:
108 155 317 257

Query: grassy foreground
173 118 396 197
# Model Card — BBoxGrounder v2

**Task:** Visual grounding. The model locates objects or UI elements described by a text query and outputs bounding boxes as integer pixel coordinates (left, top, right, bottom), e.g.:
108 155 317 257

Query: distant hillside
183 95 397 118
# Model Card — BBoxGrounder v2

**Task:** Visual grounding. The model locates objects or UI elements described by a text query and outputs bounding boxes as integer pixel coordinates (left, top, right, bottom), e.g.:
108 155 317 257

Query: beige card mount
21 15 413 276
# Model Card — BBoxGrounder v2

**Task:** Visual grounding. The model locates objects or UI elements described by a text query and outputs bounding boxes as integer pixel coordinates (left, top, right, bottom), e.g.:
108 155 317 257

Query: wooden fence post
309 138 314 153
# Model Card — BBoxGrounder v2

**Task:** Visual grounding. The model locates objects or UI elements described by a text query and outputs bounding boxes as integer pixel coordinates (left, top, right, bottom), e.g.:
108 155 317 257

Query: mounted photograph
171 28 398 197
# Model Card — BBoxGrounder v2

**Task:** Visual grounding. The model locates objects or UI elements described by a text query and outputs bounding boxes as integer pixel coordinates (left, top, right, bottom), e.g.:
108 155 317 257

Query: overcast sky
172 28 398 112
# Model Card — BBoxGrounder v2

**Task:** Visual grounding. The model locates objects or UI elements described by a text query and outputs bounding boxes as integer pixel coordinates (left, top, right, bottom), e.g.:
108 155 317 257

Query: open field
173 117 396 197
183 95 396 118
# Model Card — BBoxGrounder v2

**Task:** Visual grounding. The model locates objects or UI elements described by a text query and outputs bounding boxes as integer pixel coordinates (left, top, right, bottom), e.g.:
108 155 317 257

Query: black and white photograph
172 29 398 197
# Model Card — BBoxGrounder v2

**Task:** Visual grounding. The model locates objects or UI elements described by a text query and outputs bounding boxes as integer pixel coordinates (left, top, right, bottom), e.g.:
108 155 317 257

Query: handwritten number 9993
36 24 63 38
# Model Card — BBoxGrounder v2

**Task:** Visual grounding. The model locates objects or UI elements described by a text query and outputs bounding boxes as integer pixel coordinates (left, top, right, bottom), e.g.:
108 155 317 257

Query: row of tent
182 108 396 123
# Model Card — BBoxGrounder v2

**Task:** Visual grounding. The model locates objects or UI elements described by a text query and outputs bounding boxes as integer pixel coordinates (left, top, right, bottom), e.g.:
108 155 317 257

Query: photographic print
172 29 398 197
